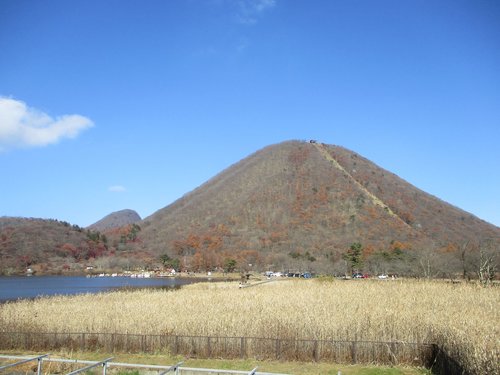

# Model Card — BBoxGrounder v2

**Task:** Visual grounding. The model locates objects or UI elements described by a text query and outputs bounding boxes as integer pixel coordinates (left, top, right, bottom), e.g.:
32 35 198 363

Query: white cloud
108 185 126 193
236 38 249 53
253 0 276 12
236 0 277 25
0 97 93 151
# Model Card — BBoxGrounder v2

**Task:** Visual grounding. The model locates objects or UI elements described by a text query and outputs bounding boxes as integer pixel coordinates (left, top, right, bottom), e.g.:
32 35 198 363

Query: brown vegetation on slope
1 140 498 277
87 209 141 232
135 140 499 277
326 145 498 245
0 218 105 275
0 217 150 275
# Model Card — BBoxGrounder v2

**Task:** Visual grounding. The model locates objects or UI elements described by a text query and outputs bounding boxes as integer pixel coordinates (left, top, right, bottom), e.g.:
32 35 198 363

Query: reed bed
0 279 498 374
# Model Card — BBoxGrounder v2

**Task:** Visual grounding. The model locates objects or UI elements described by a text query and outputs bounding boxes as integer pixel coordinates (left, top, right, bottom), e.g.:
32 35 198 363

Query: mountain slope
2 140 498 276
0 217 107 274
323 144 497 245
137 140 500 273
87 209 141 232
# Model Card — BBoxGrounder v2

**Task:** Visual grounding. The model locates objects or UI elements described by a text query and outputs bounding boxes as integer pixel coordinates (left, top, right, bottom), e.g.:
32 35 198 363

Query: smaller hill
0 217 108 275
0 216 148 275
87 209 141 232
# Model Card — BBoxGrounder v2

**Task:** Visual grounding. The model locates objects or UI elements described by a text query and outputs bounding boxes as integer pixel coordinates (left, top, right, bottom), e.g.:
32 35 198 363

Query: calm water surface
0 276 199 302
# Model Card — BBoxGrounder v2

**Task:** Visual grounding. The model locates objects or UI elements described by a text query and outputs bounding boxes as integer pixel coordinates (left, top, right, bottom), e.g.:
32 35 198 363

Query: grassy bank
0 279 498 373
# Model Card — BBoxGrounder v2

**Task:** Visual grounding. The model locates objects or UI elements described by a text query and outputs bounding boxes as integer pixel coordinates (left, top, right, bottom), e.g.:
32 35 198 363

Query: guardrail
0 354 289 375
0 353 48 373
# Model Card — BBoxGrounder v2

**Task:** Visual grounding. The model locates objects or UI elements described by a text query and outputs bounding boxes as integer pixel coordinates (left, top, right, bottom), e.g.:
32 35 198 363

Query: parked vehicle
352 273 369 279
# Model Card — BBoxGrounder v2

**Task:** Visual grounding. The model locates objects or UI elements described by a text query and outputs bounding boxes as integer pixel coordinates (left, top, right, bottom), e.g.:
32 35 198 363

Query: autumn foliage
1 140 499 276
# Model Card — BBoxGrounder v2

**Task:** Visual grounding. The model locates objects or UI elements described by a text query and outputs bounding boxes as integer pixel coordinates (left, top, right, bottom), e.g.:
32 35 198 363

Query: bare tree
476 239 498 286
456 240 477 281
416 246 441 279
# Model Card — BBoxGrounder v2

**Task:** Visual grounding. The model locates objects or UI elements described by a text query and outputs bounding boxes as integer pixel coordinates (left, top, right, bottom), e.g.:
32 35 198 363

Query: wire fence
0 331 435 367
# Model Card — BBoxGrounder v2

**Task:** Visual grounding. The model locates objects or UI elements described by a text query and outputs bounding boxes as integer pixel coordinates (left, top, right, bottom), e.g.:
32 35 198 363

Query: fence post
390 342 397 365
207 336 211 357
275 339 281 360
240 337 245 359
313 340 319 362
37 356 43 375
351 340 357 364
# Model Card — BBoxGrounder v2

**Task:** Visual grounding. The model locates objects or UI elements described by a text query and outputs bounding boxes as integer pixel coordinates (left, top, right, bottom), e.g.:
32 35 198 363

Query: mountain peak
87 209 141 232
137 140 499 274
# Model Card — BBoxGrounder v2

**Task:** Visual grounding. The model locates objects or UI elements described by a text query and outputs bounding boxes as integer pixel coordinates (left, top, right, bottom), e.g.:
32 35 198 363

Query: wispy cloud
236 38 249 53
235 0 277 25
0 97 93 152
108 185 126 193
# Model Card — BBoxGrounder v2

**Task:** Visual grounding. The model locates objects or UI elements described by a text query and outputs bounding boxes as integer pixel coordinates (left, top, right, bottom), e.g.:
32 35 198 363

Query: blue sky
1 0 499 228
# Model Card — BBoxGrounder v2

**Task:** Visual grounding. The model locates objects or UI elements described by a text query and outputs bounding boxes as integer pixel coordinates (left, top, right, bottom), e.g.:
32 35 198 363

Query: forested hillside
0 217 148 275
135 140 499 277
1 140 498 277
0 218 104 274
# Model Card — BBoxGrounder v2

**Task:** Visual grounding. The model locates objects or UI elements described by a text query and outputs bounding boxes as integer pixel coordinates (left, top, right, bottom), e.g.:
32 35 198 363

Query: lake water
0 276 201 302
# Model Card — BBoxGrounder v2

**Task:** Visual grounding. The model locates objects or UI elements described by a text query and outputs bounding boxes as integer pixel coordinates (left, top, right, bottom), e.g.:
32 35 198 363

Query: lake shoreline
0 274 238 303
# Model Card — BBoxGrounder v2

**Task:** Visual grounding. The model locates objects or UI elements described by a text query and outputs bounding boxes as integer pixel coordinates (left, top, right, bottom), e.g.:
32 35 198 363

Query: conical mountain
87 209 141 232
138 140 499 272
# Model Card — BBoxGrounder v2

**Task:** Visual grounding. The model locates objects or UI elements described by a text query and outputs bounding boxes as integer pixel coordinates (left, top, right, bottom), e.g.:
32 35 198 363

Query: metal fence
0 331 435 367
0 354 289 375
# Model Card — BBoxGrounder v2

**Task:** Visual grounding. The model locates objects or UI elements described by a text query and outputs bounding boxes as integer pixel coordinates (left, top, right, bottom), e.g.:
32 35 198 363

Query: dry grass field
0 279 498 374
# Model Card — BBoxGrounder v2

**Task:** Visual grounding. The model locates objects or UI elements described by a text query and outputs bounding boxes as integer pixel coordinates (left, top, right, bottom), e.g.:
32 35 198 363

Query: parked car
351 273 369 279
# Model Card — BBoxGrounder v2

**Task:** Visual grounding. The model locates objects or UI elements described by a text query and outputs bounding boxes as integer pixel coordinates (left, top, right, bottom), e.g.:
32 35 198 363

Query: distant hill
87 209 141 232
136 140 499 276
0 217 107 275
0 215 148 275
